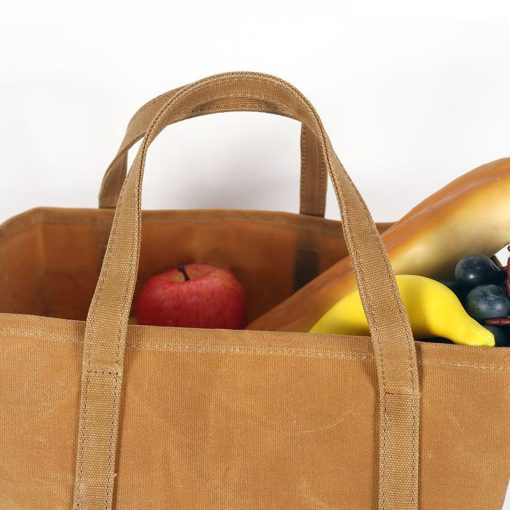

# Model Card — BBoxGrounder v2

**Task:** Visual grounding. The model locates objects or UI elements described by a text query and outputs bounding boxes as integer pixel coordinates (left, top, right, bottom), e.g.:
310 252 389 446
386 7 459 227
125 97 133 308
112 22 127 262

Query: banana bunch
310 275 495 347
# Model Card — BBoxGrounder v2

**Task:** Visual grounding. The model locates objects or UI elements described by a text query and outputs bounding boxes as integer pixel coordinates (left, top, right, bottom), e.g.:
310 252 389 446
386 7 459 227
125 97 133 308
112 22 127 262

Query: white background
2 2 510 228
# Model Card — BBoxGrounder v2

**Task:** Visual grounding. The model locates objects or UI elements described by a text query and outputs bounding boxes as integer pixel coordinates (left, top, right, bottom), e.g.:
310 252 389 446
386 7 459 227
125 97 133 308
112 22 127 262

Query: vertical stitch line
104 373 120 509
75 368 90 509
347 171 420 505
78 170 129 506
300 125 310 214
346 170 420 506
319 138 326 216
333 174 390 506
103 183 137 503
412 395 419 506
381 396 388 509
102 183 140 502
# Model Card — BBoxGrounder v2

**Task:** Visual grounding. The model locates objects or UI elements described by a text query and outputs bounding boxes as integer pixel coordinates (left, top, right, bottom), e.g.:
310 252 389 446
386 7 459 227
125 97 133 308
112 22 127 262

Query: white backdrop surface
2 4 510 225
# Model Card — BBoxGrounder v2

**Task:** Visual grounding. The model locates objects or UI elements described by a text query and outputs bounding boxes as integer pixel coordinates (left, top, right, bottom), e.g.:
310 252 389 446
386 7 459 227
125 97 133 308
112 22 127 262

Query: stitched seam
350 173 420 505
76 168 129 504
329 160 419 504
0 210 344 239
36 222 49 317
127 342 374 360
300 127 327 217
102 140 137 194
349 176 419 386
101 160 119 200
128 86 186 121
105 373 119 509
318 136 327 217
327 167 390 503
87 369 119 376
101 180 141 505
382 395 388 509
300 125 309 214
420 359 510 370
128 344 510 369
112 153 127 198
342 176 420 504
133 94 171 115
4 325 507 370
75 368 90 509
103 183 135 503
76 339 93 502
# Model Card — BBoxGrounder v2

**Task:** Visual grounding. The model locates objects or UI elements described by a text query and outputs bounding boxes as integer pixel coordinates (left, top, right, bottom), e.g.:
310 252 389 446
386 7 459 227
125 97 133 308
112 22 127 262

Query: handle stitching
2 324 506 370
318 138 328 215
99 71 419 508
345 170 418 391
300 125 310 213
128 86 186 122
105 184 138 506
87 369 120 376
76 177 133 507
129 342 375 360
75 368 90 509
104 373 119 509
337 175 418 506
341 171 419 505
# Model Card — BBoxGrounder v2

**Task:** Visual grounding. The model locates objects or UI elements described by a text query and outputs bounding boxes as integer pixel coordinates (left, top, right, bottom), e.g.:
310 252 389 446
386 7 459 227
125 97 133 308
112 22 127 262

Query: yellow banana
310 275 495 347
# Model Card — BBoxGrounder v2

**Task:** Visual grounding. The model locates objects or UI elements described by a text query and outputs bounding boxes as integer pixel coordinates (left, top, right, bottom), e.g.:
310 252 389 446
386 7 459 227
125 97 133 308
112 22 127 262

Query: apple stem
177 264 191 282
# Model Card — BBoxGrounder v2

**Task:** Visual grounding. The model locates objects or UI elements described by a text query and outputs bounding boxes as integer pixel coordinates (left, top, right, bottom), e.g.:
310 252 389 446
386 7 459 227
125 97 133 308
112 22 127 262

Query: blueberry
484 326 510 347
465 284 510 321
454 255 504 289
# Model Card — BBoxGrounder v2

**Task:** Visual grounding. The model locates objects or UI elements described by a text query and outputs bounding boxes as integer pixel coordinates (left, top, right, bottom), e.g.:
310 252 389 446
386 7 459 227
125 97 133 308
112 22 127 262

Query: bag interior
0 207 392 324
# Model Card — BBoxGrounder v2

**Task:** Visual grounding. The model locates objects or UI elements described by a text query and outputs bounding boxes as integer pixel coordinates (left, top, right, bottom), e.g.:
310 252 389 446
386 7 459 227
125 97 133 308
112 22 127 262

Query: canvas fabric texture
0 72 508 510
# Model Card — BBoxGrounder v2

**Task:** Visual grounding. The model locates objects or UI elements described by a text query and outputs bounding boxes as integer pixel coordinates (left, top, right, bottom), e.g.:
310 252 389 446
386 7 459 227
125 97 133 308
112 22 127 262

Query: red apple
135 263 247 329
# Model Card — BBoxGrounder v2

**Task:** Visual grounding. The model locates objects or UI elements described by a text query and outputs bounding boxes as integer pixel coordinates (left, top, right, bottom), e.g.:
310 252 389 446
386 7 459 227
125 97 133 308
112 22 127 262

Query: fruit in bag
248 158 510 332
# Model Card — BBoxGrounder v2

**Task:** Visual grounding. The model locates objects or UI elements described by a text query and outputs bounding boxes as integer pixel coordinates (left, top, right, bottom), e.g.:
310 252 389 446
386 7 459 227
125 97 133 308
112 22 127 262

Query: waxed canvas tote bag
0 72 508 510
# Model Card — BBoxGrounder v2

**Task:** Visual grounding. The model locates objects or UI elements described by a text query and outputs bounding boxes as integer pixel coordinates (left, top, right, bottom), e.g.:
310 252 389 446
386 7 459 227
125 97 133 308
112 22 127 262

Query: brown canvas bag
0 72 508 509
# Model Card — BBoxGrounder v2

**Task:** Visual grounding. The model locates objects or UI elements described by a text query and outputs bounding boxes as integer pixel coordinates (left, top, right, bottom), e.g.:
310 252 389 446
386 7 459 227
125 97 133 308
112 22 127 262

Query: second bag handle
73 72 420 510
98 85 328 217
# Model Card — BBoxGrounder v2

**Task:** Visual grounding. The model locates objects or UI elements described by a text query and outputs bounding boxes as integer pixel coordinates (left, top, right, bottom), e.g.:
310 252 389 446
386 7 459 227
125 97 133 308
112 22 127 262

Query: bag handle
98 86 327 217
73 72 420 510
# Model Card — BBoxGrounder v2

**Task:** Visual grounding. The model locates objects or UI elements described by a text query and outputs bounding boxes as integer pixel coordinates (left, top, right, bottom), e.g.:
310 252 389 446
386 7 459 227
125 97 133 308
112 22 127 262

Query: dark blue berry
465 284 510 321
454 255 504 289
